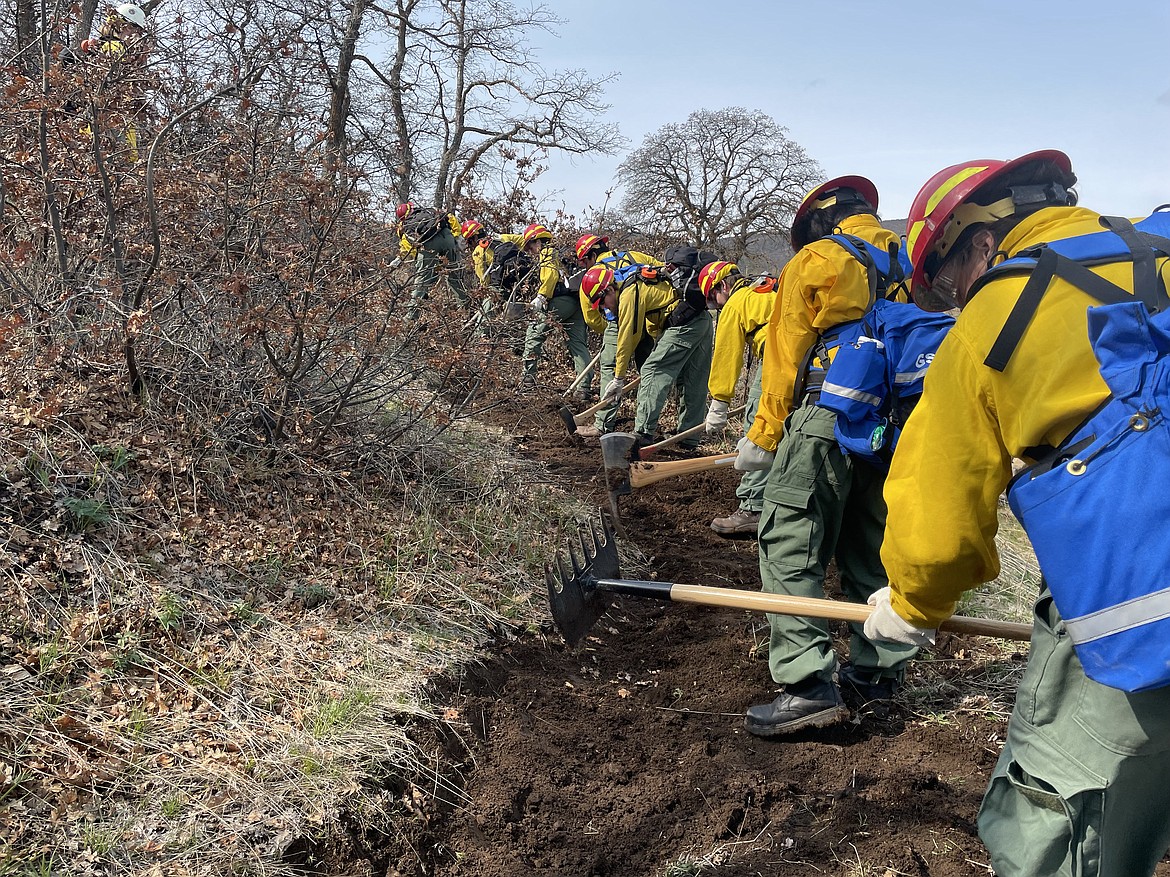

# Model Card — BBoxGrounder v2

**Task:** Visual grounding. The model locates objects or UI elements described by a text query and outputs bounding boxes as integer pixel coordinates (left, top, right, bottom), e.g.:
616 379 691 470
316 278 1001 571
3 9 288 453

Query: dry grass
0 364 595 875
901 502 1037 734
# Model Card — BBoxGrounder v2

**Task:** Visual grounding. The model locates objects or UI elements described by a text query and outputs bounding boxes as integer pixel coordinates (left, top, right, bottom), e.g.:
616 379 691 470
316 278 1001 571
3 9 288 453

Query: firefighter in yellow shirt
601 244 716 447
579 263 679 428
78 3 149 163
736 177 917 737
866 150 1170 877
572 234 664 435
460 220 526 337
396 203 469 321
697 262 777 535
519 223 591 390
461 219 493 284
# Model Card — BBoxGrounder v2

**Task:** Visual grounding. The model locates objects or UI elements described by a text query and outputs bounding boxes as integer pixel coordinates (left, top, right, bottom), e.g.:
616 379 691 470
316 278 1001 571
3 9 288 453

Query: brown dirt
351 349 1170 877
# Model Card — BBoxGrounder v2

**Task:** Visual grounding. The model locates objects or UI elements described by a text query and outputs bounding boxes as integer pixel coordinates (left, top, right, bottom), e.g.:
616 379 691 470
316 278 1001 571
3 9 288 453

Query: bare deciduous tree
187 0 620 210
328 0 623 209
616 107 821 264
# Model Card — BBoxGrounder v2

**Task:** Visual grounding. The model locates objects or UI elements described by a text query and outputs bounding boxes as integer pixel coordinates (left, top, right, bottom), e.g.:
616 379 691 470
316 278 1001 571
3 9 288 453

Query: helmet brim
790 175 879 251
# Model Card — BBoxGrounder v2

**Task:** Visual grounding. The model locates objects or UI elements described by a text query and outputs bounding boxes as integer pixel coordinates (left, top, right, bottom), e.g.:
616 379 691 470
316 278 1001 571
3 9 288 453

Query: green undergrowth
0 389 596 876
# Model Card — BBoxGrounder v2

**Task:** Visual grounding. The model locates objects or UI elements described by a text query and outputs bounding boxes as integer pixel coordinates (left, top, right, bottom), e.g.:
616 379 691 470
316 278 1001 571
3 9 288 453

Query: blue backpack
990 211 1170 691
816 299 954 468
599 251 649 289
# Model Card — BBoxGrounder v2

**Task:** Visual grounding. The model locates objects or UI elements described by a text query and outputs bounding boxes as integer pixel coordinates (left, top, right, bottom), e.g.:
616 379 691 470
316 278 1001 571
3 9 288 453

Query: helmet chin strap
915 276 962 313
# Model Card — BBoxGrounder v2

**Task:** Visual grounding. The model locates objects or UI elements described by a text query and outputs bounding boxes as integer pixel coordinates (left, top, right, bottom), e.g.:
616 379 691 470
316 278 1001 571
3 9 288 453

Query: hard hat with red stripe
581 265 615 307
521 223 552 248
574 233 610 261
790 175 878 251
698 260 739 297
905 149 1073 298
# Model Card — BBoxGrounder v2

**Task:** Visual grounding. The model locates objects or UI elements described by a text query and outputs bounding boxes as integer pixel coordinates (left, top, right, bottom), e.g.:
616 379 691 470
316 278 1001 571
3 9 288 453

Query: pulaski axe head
600 432 640 523
557 404 580 437
600 431 639 469
546 515 621 645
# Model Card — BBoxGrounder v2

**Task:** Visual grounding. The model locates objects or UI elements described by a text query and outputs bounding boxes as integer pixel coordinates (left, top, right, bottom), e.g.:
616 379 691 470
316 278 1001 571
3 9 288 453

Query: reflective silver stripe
820 381 881 407
1064 585 1170 644
894 368 928 385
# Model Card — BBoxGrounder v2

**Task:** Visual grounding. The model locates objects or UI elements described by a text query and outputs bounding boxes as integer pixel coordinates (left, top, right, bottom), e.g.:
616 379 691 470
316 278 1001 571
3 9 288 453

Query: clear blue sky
527 0 1169 221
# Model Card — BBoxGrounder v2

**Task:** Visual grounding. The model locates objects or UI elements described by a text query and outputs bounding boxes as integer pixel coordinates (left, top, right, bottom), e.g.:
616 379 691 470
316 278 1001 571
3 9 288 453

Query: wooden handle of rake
628 452 738 489
573 375 642 426
597 579 1032 642
639 405 747 458
564 350 603 396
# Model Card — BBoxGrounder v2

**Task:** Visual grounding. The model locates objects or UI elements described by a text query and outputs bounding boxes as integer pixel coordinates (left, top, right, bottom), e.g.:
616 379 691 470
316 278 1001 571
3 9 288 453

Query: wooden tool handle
641 405 747 456
574 375 643 425
564 351 603 396
628 452 738 489
668 583 1032 641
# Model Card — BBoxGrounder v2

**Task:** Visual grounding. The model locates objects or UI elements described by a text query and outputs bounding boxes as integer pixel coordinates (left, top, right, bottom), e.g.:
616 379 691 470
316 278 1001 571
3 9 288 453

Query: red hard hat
574 233 609 261
395 202 414 221
905 149 1073 296
698 260 738 297
790 175 878 251
461 219 484 239
581 265 615 306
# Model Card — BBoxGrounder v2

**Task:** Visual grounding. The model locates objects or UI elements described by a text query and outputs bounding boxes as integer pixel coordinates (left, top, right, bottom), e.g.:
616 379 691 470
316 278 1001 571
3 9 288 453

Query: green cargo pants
593 323 655 431
407 227 470 319
734 363 768 513
522 294 592 383
468 281 496 338
978 591 1170 876
634 310 713 440
758 400 917 686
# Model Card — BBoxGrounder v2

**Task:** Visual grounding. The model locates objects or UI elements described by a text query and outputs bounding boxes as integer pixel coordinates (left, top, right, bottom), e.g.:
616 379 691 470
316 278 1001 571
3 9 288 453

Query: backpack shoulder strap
829 233 907 304
828 234 879 305
981 215 1170 372
1100 215 1170 313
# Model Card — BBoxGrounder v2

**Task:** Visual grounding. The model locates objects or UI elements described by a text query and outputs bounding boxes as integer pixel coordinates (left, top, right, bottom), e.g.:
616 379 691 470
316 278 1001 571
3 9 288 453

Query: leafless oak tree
616 107 821 264
283 0 623 209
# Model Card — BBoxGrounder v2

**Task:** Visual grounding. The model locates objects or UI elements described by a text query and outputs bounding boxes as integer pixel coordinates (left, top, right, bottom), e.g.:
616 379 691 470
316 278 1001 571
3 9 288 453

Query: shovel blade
546 515 622 645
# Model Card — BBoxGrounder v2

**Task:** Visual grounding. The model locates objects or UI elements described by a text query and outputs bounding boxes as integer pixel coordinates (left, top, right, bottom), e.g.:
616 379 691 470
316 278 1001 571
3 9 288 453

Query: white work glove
530 294 548 313
388 256 404 269
600 376 625 405
863 587 937 647
704 399 730 434
734 436 774 472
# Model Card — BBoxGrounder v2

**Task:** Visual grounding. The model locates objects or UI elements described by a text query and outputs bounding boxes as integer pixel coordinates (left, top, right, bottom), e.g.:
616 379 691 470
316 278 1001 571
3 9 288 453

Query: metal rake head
545 514 621 645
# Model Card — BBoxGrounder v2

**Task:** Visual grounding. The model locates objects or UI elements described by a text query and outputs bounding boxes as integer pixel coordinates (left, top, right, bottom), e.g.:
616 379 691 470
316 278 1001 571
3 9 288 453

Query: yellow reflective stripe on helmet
924 166 989 215
906 219 928 258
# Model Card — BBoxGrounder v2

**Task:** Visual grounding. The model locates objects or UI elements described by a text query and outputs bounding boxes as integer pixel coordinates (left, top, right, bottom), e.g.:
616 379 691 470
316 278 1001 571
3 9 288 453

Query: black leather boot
744 677 848 737
839 664 900 717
